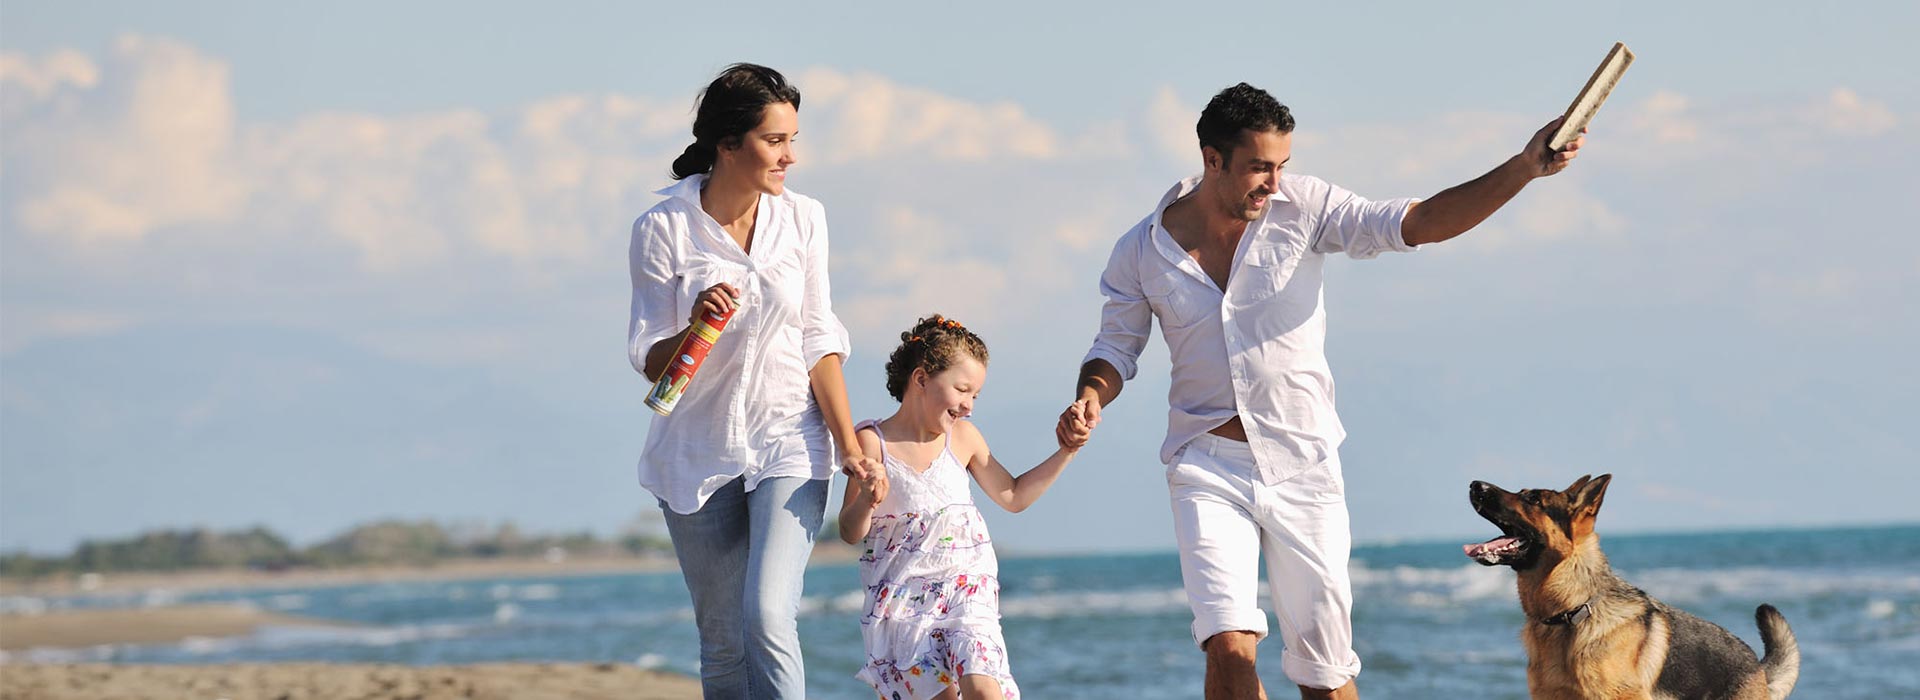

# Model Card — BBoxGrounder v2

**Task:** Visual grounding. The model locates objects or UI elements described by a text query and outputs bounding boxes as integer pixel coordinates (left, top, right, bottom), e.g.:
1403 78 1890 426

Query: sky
2 1 1915 555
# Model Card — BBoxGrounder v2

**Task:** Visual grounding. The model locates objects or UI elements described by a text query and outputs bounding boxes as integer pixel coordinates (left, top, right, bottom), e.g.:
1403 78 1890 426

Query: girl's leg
742 476 829 698
659 478 751 698
957 674 1006 699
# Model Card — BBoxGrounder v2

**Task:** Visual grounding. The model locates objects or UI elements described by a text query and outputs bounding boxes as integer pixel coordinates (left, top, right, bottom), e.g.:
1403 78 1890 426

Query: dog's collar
1540 601 1592 627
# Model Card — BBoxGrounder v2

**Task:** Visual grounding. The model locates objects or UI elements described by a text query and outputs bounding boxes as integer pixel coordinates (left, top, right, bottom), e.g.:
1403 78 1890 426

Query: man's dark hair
1195 83 1295 162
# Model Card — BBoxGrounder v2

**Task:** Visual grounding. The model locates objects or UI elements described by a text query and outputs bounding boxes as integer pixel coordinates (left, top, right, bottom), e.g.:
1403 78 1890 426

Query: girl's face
716 101 798 196
910 355 986 434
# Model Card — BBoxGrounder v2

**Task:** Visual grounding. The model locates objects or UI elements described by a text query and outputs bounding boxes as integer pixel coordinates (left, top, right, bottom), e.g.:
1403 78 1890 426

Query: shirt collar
1151 173 1295 226
653 173 707 205
1148 174 1294 264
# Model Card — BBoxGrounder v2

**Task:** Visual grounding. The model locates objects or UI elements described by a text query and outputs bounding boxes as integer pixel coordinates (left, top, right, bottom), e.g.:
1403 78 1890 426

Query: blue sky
3 1 1915 555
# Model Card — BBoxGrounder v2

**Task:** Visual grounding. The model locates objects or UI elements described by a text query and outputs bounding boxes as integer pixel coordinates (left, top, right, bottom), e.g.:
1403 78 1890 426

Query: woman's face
716 101 798 196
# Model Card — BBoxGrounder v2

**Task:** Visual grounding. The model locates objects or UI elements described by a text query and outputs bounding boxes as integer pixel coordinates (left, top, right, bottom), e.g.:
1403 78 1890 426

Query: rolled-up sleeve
1310 180 1420 260
628 214 681 377
799 199 852 369
1081 232 1152 381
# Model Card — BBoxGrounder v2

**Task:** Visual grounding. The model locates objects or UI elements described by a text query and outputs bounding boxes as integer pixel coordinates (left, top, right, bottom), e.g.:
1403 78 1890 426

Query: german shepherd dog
1466 474 1800 699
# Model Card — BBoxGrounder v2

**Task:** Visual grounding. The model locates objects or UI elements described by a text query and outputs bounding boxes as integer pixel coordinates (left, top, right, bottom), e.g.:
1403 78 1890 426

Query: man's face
1203 128 1292 222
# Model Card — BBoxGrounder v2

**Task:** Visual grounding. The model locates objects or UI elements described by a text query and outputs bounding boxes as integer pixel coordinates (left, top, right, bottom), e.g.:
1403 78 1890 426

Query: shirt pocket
1141 270 1217 330
1237 239 1305 304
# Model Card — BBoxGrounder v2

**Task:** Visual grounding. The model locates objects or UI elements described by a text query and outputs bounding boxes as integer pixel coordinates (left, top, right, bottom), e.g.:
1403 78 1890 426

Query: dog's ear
1572 474 1612 514
1565 474 1592 495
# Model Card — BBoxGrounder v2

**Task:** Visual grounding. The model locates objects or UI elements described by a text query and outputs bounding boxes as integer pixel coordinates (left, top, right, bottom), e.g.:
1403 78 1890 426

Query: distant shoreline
0 545 862 598
6 522 1908 598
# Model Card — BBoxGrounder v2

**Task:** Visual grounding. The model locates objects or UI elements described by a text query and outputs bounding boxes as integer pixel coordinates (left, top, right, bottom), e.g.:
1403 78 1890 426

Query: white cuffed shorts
1166 433 1362 690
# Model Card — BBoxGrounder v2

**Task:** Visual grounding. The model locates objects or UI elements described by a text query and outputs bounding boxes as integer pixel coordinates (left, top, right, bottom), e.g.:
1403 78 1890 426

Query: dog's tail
1756 604 1799 699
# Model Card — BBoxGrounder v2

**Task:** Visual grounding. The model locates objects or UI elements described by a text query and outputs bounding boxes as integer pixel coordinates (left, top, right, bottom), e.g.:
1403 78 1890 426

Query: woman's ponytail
671 141 718 180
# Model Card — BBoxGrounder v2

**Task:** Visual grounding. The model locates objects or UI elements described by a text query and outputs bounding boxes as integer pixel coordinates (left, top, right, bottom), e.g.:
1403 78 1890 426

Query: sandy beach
0 604 346 652
0 662 701 699
0 604 701 699
0 551 869 699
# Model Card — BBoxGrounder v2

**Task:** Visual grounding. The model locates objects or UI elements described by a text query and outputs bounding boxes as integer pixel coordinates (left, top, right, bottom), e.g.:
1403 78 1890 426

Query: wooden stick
1550 42 1635 151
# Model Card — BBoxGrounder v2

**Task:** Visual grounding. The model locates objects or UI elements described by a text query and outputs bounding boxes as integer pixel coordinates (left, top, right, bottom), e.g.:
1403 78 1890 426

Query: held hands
691 283 740 326
1522 116 1585 178
1055 398 1101 451
843 453 889 505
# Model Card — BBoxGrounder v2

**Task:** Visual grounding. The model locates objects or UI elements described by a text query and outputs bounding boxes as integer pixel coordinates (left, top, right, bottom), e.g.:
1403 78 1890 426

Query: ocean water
5 525 1916 698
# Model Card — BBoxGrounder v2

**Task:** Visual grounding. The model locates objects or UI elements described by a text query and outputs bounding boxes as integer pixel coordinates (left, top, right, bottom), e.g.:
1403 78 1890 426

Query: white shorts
1166 433 1361 690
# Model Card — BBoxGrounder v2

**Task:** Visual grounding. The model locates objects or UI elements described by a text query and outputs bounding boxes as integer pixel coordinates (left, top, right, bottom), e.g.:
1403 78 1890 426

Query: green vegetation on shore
0 521 676 579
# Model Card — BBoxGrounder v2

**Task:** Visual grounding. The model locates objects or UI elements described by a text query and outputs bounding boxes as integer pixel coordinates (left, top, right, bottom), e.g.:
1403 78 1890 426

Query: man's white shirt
1083 173 1418 483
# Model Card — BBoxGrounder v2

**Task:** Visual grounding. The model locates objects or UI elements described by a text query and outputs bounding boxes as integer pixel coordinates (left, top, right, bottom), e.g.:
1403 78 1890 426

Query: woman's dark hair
883 314 989 402
1195 82 1295 162
670 63 802 180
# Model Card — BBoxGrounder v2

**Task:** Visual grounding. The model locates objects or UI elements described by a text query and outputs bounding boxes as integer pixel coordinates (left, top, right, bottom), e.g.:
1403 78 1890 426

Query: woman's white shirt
628 174 852 514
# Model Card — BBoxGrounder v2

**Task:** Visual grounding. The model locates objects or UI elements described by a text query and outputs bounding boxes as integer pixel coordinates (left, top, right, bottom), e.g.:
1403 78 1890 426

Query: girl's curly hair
883 314 989 402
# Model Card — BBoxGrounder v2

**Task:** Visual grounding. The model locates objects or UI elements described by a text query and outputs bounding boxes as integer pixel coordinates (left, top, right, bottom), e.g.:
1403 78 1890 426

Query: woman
627 63 881 698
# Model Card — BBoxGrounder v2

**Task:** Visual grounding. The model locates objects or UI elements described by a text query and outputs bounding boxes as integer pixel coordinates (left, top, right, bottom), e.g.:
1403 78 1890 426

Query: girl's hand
1056 400 1097 450
845 454 887 503
690 283 740 325
851 468 889 505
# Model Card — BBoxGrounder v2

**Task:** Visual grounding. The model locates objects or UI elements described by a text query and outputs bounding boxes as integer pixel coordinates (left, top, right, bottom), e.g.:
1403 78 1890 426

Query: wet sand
0 604 343 651
0 662 700 699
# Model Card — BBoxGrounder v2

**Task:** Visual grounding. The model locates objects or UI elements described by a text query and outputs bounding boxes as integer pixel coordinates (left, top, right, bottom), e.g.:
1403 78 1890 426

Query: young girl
839 314 1083 700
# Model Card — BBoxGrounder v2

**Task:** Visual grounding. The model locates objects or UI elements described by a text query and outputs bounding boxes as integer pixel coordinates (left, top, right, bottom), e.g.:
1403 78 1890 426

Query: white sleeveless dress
854 420 1019 699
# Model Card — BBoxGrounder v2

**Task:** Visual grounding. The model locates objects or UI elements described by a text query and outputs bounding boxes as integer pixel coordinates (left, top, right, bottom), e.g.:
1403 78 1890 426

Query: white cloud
0 48 99 98
1624 90 1702 146
834 206 1013 342
1 35 1910 367
798 68 1062 164
1148 85 1195 164
2 35 243 242
1809 87 1896 136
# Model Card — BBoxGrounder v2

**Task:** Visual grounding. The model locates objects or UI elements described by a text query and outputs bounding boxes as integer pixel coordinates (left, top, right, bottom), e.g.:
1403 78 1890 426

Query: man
1057 83 1583 699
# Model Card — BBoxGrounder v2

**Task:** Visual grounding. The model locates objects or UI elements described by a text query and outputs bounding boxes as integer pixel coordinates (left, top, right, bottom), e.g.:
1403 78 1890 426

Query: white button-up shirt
628 175 852 514
1083 174 1418 483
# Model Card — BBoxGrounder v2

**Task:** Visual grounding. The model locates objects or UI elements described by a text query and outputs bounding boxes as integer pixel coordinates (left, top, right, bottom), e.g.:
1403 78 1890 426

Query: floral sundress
854 420 1018 700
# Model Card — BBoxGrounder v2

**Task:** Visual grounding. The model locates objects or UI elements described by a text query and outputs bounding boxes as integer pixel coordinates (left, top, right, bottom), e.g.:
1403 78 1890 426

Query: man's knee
1203 630 1260 668
1296 678 1359 700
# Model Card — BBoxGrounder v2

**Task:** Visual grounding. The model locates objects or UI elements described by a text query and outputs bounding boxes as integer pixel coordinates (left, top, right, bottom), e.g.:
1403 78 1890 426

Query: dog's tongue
1464 536 1519 560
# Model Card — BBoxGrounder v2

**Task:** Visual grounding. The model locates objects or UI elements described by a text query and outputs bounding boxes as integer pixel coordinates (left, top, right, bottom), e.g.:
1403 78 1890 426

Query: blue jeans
661 475 827 699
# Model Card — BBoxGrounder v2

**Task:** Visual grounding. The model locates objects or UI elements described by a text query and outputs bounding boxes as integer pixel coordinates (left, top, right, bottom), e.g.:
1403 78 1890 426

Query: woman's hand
691 283 740 325
844 454 888 504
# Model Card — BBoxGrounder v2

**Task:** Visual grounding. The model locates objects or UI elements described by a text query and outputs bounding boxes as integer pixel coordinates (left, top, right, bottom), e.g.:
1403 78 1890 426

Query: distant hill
0 520 672 579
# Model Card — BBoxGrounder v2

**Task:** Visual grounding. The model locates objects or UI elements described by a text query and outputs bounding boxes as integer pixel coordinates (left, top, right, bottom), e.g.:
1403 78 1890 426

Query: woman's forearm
808 353 862 459
642 326 694 382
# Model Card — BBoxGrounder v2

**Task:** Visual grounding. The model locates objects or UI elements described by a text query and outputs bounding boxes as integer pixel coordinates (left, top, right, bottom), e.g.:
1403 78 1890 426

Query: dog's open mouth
1464 533 1530 566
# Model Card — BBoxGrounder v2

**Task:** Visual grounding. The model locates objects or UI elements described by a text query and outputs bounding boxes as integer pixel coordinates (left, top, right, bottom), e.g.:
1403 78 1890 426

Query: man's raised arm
1401 117 1586 246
